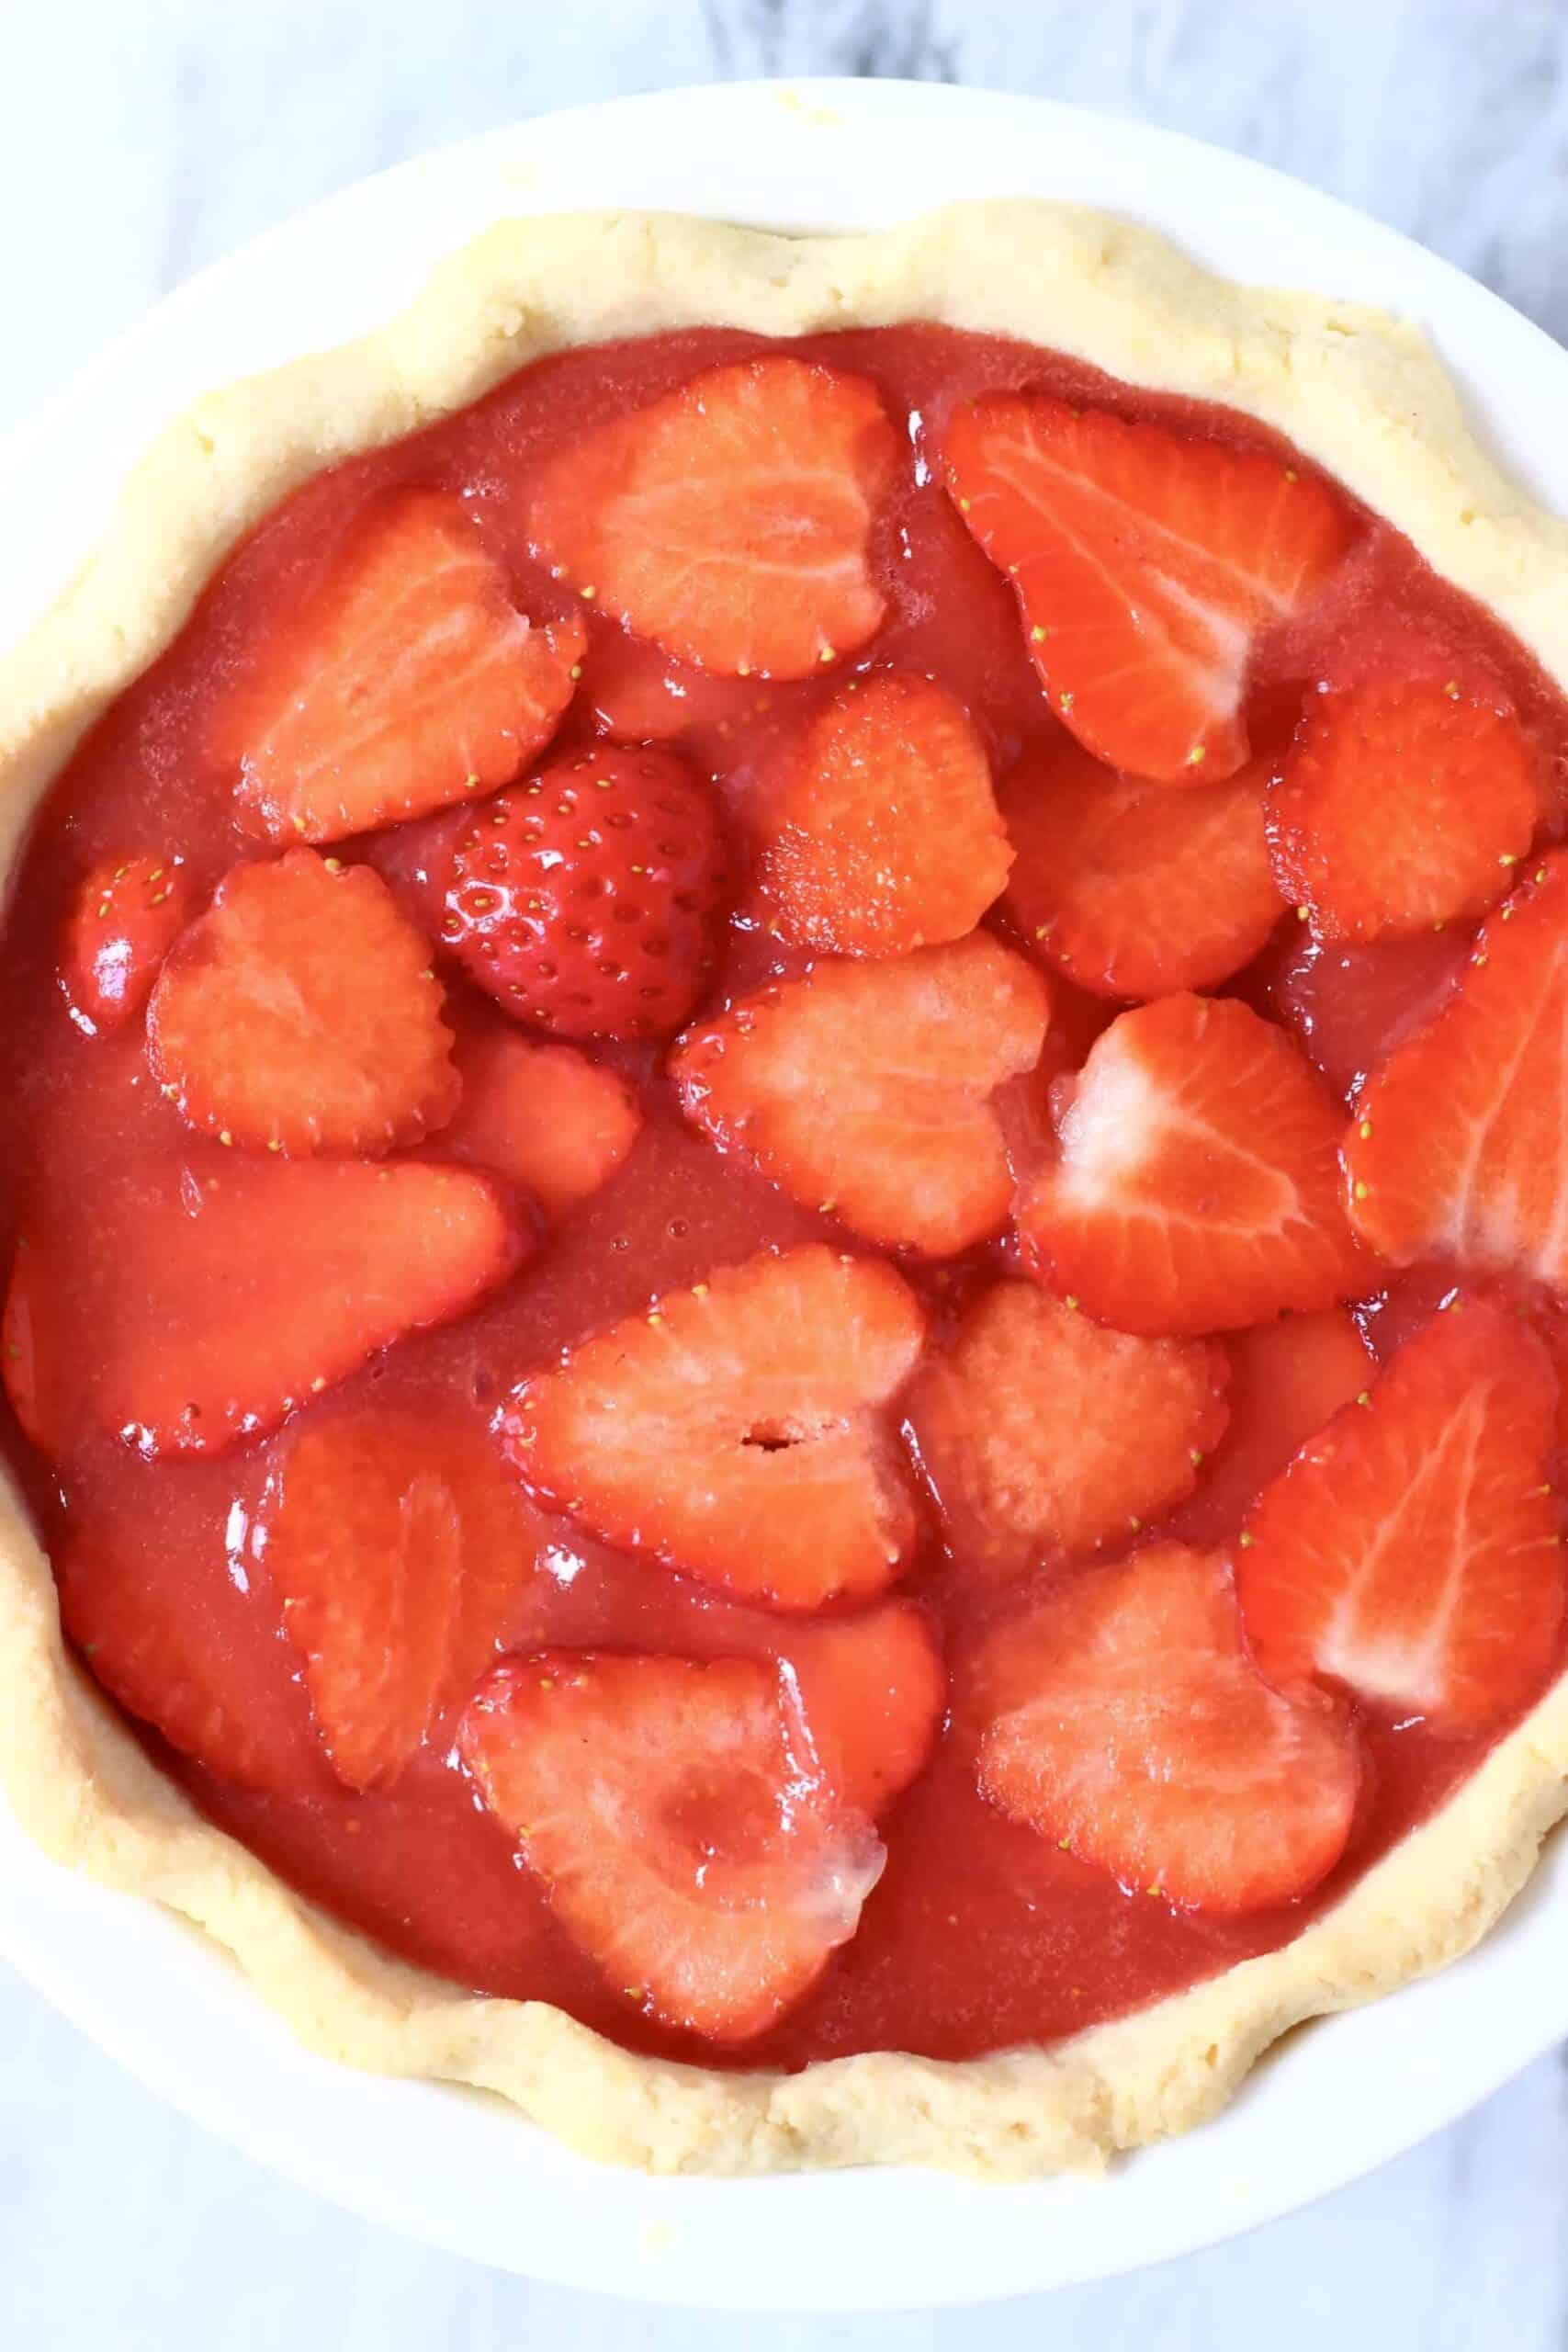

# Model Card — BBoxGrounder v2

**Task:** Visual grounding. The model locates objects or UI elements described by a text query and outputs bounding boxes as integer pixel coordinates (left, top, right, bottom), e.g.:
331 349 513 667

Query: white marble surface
2 0 1567 2339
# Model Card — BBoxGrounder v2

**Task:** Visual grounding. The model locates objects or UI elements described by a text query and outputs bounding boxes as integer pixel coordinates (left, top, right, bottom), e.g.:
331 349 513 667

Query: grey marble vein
2 0 1567 2345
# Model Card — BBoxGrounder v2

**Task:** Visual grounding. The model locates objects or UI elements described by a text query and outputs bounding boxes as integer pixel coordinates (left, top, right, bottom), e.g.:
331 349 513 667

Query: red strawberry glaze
3 321 1568 2074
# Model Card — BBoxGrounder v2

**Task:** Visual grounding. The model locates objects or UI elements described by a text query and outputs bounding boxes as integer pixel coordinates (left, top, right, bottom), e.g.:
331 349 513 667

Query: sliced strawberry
974 1542 1360 1913
943 395 1353 782
1252 922 1470 1100
637 1597 946 1810
583 631 710 741
527 356 900 679
262 1407 536 1790
62 854 193 1031
999 737 1283 999
496 1245 924 1611
1018 993 1366 1335
758 673 1012 956
441 745 726 1040
459 1650 885 2042
906 1283 1229 1574
218 489 585 844
580 629 771 749
4 1157 524 1461
438 1029 641 1214
1346 854 1568 1284
1191 1308 1375 1535
148 850 459 1155
56 1532 327 1796
672 934 1049 1257
1238 1300 1562 1731
785 1600 946 1814
1267 680 1539 942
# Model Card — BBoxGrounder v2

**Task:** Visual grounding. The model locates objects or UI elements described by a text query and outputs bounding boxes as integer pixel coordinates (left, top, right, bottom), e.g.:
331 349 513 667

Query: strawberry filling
2 320 1567 2073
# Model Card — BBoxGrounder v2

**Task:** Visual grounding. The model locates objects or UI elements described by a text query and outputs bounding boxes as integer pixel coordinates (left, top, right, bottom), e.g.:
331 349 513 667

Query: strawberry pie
2 205 1567 2178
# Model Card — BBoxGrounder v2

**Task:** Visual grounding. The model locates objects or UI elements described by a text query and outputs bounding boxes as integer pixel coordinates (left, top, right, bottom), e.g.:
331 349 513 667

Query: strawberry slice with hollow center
757 672 1013 956
496 1245 925 1611
62 853 193 1032
217 489 585 845
459 1650 886 2043
999 736 1283 1000
149 849 459 1156
1238 1299 1562 1732
437 1030 642 1215
4 1158 525 1461
672 934 1050 1258
973 1542 1360 1913
526 356 900 679
943 394 1353 782
1267 679 1540 942
263 1407 537 1791
1017 992 1366 1335
906 1282 1229 1575
1346 853 1568 1286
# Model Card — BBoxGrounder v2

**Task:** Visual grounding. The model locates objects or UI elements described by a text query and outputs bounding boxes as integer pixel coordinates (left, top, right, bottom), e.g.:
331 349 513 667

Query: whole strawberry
442 746 726 1040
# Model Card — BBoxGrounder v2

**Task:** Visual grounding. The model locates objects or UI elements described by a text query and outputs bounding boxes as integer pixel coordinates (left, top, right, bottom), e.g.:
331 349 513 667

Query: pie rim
2 199 1567 2178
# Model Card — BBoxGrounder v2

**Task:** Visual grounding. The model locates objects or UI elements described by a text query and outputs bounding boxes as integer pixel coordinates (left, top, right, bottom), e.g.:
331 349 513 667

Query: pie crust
3 201 1568 2179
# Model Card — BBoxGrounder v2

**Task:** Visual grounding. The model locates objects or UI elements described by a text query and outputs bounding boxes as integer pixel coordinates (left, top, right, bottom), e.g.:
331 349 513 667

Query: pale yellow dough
2 202 1567 2179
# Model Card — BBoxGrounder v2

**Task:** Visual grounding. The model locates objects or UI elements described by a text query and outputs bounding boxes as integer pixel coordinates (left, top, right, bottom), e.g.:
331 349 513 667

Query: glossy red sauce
4 322 1568 2074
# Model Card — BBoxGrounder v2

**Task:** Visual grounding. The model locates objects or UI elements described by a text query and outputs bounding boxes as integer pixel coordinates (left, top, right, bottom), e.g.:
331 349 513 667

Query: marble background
2 0 1566 2341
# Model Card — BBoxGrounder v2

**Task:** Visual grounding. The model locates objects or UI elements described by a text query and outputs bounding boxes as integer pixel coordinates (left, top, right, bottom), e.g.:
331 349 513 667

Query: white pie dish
2 77 1567 2311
